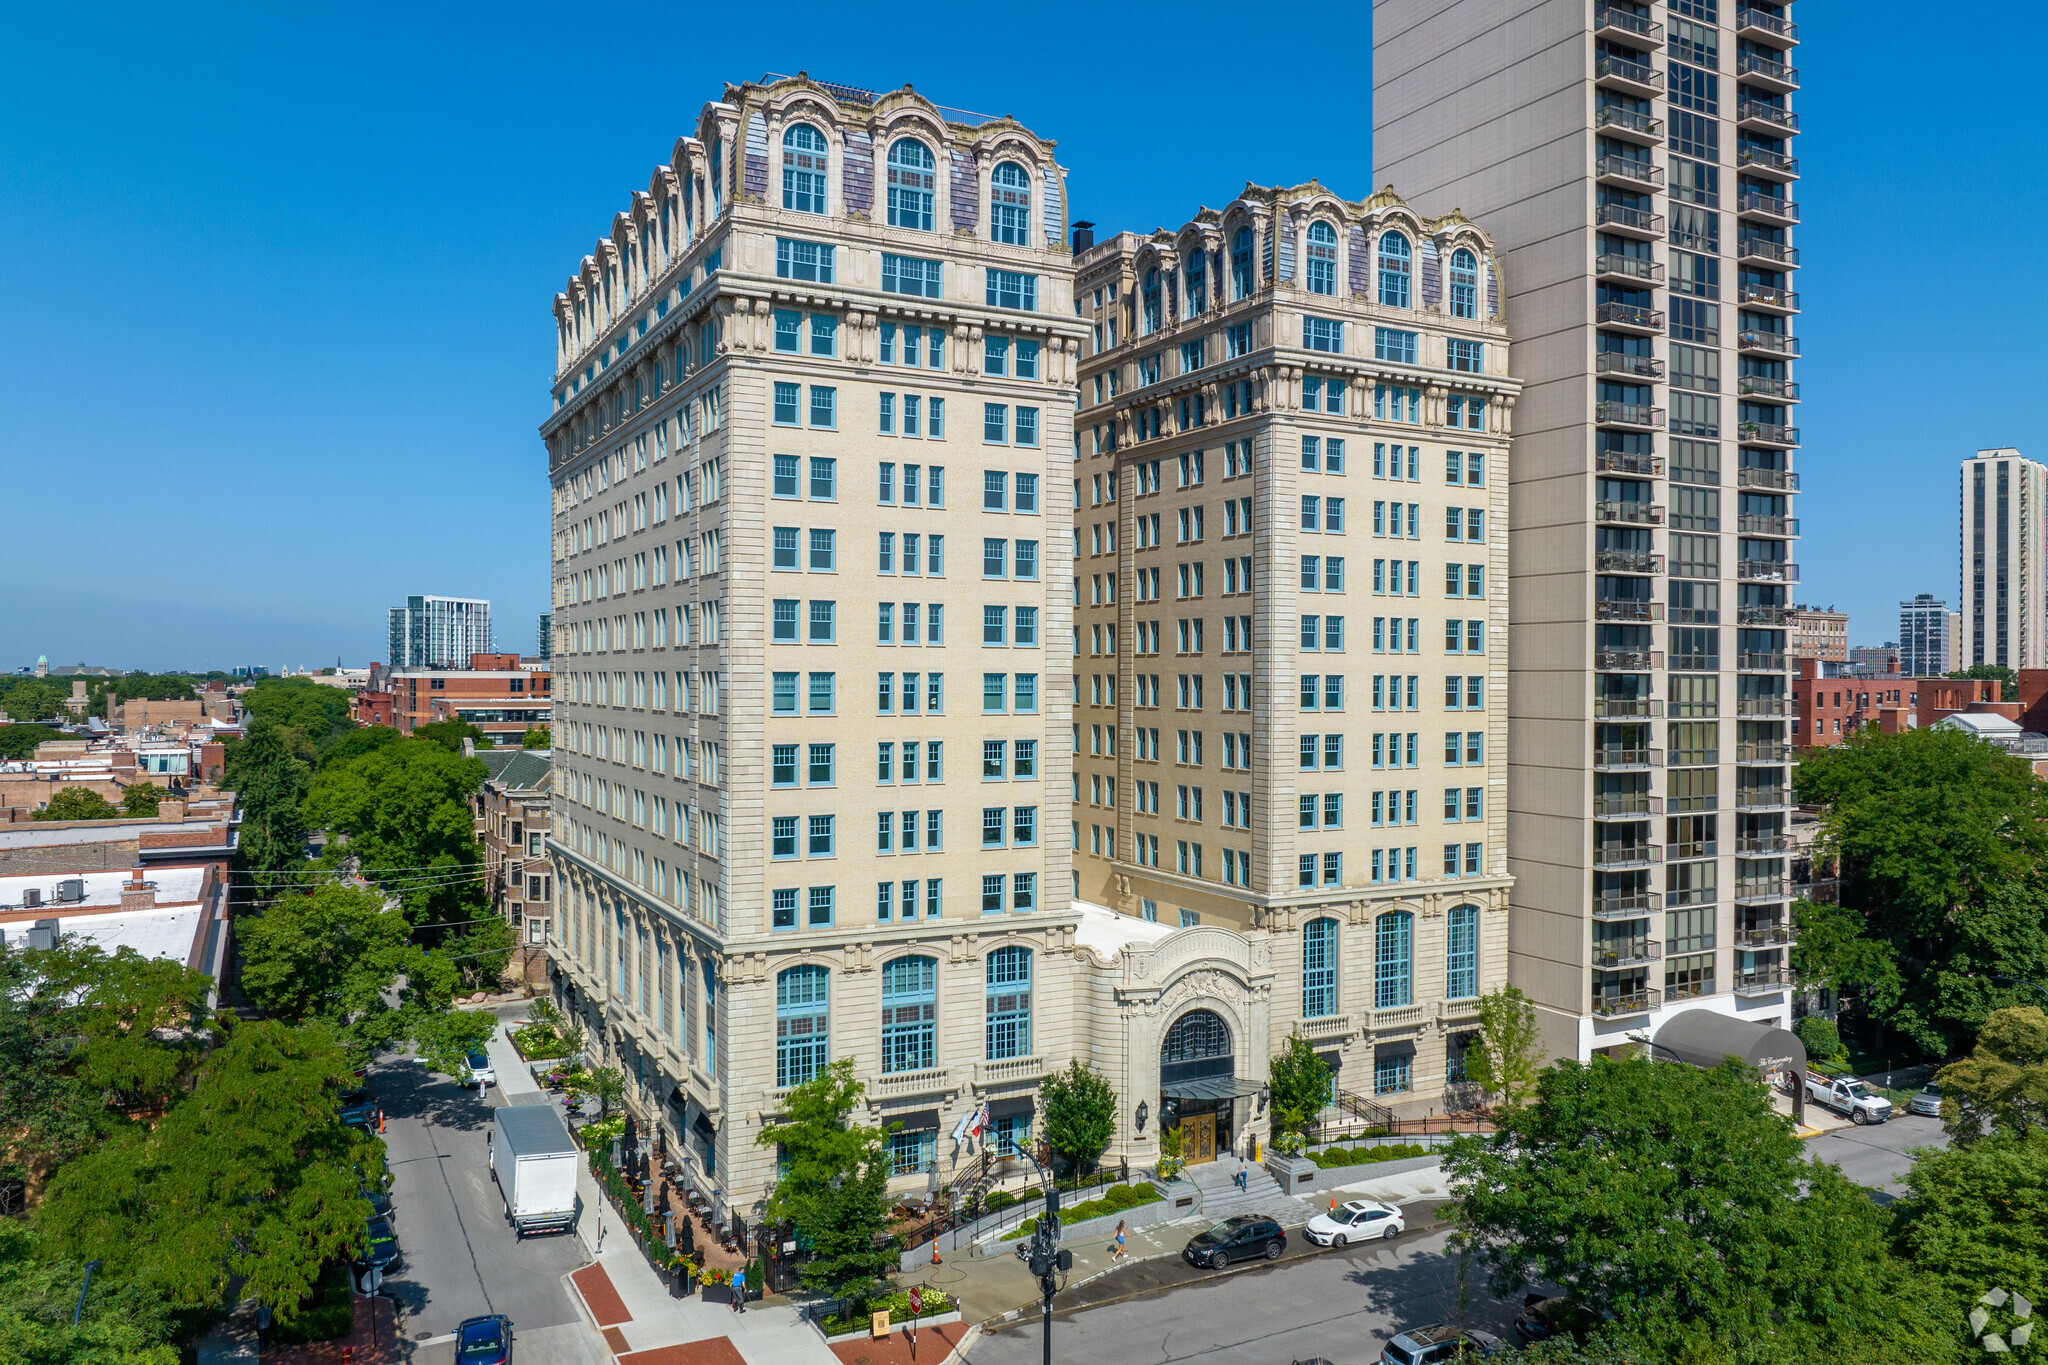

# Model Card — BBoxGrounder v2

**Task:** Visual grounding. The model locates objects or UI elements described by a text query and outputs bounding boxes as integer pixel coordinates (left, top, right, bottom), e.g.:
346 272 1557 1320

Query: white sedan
1304 1198 1406 1248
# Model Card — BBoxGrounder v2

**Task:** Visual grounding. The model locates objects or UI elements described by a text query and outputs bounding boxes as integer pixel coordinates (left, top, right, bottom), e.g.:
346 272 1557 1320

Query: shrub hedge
1305 1142 1431 1167
1002 1182 1161 1240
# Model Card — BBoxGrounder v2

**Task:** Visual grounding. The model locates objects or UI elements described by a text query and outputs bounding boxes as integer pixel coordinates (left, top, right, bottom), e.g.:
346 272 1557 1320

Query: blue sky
2 2 2039 671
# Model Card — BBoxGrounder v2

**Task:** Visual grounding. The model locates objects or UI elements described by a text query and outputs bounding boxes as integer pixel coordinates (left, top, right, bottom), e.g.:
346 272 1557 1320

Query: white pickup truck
1804 1073 1893 1125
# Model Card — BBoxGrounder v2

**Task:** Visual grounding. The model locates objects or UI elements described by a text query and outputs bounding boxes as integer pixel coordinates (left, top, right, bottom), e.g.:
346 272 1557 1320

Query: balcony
1597 154 1665 190
876 1066 952 1098
1738 146 1800 180
1737 833 1795 855
1595 447 1664 477
1736 787 1793 812
1595 4 1662 40
1596 498 1666 525
1738 513 1800 537
1737 99 1799 134
1737 559 1800 583
1595 203 1666 238
1595 352 1665 381
1593 844 1663 870
1594 746 1664 770
1737 742 1795 764
1734 968 1792 997
1735 879 1790 905
1597 600 1664 623
1738 282 1800 314
1737 695 1795 717
1596 549 1664 575
1596 403 1666 432
1596 301 1666 333
1595 697 1664 720
1596 253 1665 285
1593 941 1663 969
1735 923 1796 948
1739 421 1801 447
1738 651 1789 672
1736 236 1800 268
977 1055 1047 1085
1737 329 1800 357
1738 50 1800 91
1738 375 1801 401
1737 7 1799 45
1592 791 1662 816
1738 191 1800 224
1593 893 1657 923
1591 987 1661 1017
1596 53 1664 95
1596 104 1664 143
1738 603 1791 625
1736 467 1800 493
1595 648 1663 670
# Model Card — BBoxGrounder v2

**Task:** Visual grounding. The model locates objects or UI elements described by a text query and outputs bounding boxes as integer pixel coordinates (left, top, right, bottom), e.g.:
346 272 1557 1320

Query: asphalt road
368 1044 588 1345
1805 1110 1949 1200
967 1215 1519 1365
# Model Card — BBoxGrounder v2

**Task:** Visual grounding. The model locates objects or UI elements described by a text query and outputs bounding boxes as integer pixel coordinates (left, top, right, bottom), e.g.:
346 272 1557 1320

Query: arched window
1306 221 1338 296
1184 248 1207 317
775 964 829 1087
887 138 937 232
1231 228 1255 300
1303 917 1338 1017
1446 904 1479 999
1141 268 1161 335
701 957 717 1079
991 161 1032 245
1449 248 1479 320
1160 1009 1232 1074
1374 911 1413 1008
782 123 828 214
881 955 937 1074
1378 231 1412 308
710 142 723 216
614 908 629 995
985 946 1032 1060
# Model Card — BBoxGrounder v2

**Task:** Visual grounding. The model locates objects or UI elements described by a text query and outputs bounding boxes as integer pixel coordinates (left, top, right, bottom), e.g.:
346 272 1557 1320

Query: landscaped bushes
821 1287 957 1335
1307 1142 1431 1167
511 1022 576 1060
1003 1182 1161 1240
982 1188 1019 1214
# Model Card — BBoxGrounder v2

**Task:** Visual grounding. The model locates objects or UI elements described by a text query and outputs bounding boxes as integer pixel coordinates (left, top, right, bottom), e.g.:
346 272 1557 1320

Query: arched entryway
1160 1008 1248 1165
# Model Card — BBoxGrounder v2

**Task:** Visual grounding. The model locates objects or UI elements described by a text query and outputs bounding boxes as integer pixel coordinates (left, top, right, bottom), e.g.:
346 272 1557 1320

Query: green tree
1936 1006 2048 1143
1445 1055 1960 1364
1892 1128 2048 1346
756 1059 899 1303
30 941 215 1104
1794 1015 1846 1066
37 1020 377 1318
1948 663 2018 702
1040 1060 1118 1177
220 727 311 883
0 723 67 761
108 674 200 703
240 678 353 751
1463 985 1543 1108
32 787 119 822
522 725 551 749
316 724 401 771
0 948 103 1174
0 679 68 723
120 783 163 817
0 1222 179 1365
1266 1031 1331 1154
413 719 492 754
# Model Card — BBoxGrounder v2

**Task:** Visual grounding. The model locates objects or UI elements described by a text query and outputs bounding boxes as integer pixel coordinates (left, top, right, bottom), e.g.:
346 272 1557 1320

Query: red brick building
1792 660 2006 749
357 654 550 747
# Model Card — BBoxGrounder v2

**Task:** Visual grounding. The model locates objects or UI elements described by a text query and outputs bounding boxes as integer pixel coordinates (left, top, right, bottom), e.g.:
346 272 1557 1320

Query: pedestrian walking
1110 1219 1128 1264
1233 1160 1248 1194
729 1265 746 1314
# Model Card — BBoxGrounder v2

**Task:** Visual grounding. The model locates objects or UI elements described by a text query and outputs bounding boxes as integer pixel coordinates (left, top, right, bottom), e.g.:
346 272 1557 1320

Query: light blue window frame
1374 911 1413 1008
1446 903 1479 999
887 138 936 231
881 955 938 1073
775 964 829 1088
1304 917 1338 1017
1305 221 1338 296
1377 231 1412 308
985 946 1032 1059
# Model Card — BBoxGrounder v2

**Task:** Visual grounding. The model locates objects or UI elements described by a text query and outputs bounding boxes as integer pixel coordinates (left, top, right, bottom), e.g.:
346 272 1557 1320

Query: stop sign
908 1286 923 1316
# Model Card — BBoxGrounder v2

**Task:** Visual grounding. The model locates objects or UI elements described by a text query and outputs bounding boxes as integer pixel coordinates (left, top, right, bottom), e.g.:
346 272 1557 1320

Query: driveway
1805 1111 1949 1201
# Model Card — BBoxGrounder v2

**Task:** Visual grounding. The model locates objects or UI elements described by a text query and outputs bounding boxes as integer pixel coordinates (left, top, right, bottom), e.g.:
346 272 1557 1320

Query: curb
938 1323 982 1364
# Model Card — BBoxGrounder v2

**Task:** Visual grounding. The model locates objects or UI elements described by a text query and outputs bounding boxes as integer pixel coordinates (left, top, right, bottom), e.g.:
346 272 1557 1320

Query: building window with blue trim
782 123 827 213
1303 917 1338 1018
888 1125 936 1175
985 946 1032 1059
1449 248 1479 319
887 138 936 231
1184 248 1207 316
987 269 1038 311
1377 231 1412 308
1374 1051 1412 1095
1304 316 1343 354
1306 221 1338 296
1374 911 1413 1008
1375 329 1419 364
881 955 937 1073
775 237 833 283
1231 228 1256 300
991 161 1032 245
1447 339 1483 374
882 253 942 299
1446 903 1479 999
775 964 829 1088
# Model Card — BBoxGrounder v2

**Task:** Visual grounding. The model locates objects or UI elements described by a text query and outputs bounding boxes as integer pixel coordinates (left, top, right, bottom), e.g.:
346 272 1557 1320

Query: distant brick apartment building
353 653 551 747
473 749 554 967
1793 659 2002 749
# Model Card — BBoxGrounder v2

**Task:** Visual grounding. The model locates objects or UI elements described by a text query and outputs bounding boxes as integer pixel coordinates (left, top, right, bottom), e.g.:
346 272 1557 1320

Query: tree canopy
0 723 67 761
1266 1032 1330 1153
413 719 492 754
1937 1005 2048 1143
1892 1128 2048 1333
32 787 120 822
220 727 311 881
0 1222 179 1365
521 725 551 749
1463 984 1543 1108
240 677 353 752
1040 1060 1117 1174
756 1059 899 1302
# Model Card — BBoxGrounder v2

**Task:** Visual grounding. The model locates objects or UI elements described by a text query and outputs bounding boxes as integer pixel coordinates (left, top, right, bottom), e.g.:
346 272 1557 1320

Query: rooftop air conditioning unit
21 887 42 908
56 878 85 903
26 920 58 951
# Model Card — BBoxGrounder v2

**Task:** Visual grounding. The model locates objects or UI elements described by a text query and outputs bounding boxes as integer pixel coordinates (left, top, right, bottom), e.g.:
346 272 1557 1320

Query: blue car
457 1314 514 1364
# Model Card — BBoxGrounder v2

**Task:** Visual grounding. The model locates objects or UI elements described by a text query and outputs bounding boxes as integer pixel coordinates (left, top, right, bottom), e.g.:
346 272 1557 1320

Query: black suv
1182 1215 1286 1270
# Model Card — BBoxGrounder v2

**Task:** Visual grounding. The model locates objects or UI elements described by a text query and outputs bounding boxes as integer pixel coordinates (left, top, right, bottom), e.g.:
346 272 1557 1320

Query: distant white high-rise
386 595 492 669
1898 593 1953 679
1960 450 2048 669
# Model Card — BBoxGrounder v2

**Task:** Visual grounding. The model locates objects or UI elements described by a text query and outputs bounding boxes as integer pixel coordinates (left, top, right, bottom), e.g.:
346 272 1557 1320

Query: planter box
1149 1176 1199 1211
814 1309 962 1345
1263 1153 1320 1190
1285 1152 1443 1195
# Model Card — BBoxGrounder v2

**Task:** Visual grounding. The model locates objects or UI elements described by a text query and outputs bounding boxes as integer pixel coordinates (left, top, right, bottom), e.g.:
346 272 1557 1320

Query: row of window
1131 231 1480 325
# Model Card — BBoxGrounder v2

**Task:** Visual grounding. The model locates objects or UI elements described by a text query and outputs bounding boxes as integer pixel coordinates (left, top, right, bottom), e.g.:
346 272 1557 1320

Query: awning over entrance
989 1096 1035 1120
1161 1075 1265 1102
889 1108 940 1133
1653 1008 1806 1075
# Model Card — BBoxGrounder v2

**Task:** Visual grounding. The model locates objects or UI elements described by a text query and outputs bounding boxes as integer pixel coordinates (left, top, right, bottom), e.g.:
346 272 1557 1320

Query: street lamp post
1013 1143 1070 1365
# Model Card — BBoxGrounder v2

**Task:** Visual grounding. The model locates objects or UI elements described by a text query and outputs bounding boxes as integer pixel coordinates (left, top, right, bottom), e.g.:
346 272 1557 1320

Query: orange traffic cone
931 1237 943 1267
1329 1194 1337 1213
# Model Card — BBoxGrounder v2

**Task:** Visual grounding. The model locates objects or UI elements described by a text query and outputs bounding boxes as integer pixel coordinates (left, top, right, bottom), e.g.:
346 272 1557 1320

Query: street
1805 1110 1948 1200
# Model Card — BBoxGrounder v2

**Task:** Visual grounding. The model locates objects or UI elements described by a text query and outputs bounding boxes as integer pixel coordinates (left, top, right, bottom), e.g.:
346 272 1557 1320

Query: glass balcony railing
1596 54 1664 92
1595 352 1665 381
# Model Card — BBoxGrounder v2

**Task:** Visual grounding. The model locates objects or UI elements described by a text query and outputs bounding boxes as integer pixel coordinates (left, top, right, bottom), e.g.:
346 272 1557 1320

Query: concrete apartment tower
1374 0 1804 1059
387 595 493 669
538 77 1085 1224
1960 449 2048 669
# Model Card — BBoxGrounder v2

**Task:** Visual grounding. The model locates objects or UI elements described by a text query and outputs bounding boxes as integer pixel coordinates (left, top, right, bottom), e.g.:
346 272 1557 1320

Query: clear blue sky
3 2 2040 671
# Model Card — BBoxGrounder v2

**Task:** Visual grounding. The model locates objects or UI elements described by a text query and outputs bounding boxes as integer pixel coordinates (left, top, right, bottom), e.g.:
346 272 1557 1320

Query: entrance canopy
1653 1009 1806 1075
1161 1075 1264 1102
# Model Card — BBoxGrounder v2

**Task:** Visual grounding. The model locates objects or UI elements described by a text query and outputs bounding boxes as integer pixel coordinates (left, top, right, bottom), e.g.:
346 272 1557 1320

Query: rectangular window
772 382 800 425
1446 339 1483 373
1375 328 1419 364
986 270 1039 311
984 404 1008 444
1304 316 1343 353
882 253 942 299
809 386 837 429
774 238 834 283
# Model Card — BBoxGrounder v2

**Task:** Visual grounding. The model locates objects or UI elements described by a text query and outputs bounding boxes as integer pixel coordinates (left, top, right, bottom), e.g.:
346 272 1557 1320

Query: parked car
339 1087 379 1131
353 1216 401 1273
1379 1324 1505 1363
464 1050 497 1088
1804 1073 1893 1125
1908 1083 1944 1117
1182 1215 1286 1270
456 1314 514 1364
360 1179 394 1222
1304 1198 1405 1248
1513 1294 1559 1344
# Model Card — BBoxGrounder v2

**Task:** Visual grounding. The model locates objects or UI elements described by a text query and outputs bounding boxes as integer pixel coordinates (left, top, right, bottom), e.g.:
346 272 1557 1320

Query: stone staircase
1177 1157 1313 1226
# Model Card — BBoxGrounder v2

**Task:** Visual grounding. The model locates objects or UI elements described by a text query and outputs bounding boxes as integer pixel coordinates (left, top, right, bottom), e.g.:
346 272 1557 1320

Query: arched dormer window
887 138 936 232
1449 247 1480 320
1184 248 1207 317
991 161 1032 245
1306 221 1338 296
710 142 723 216
1141 268 1161 335
1303 917 1338 1017
782 123 828 214
1378 230 1412 308
775 963 829 1087
1374 910 1413 1008
1231 228 1255 300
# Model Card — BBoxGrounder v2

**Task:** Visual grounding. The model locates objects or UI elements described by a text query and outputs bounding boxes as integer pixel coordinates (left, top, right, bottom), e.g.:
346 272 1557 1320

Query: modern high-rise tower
1960 449 2048 670
386 595 493 669
1374 0 1803 1059
1898 593 1953 680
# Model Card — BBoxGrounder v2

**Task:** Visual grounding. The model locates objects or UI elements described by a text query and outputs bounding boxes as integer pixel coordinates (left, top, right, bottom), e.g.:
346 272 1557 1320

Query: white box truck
491 1104 580 1237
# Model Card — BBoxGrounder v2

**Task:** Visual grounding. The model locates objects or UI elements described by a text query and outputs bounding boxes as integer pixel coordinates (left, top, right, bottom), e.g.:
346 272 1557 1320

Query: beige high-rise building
1374 0 1803 1060
1961 449 2048 670
1069 182 1518 1122
538 76 1086 1219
